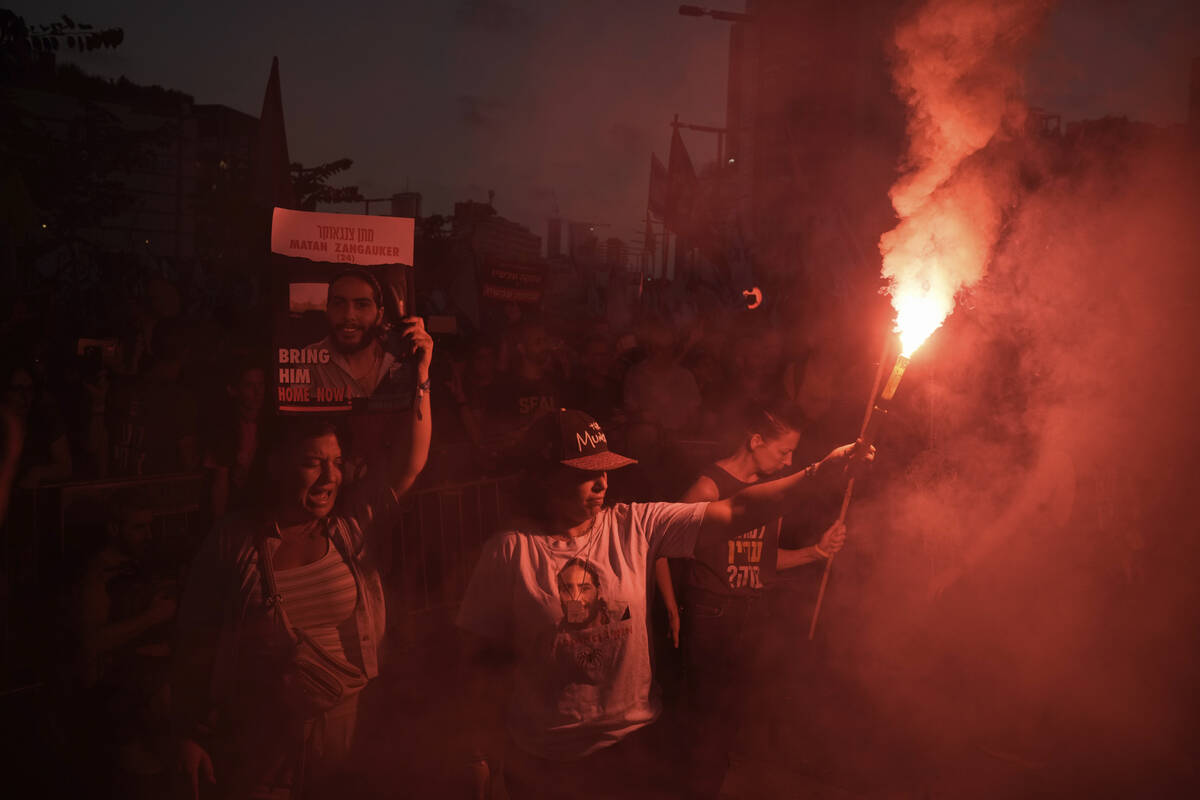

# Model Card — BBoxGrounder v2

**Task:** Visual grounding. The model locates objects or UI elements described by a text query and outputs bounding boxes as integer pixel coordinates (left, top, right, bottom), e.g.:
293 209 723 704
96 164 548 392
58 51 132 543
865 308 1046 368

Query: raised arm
701 442 867 539
389 317 434 497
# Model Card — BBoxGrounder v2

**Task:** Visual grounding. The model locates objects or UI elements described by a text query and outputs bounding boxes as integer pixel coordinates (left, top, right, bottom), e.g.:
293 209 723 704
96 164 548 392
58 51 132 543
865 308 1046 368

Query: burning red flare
879 0 1052 359
892 284 951 358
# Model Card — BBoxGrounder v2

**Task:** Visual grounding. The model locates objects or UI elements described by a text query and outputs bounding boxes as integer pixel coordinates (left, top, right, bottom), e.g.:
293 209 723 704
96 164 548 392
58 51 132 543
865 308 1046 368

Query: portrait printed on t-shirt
551 557 631 688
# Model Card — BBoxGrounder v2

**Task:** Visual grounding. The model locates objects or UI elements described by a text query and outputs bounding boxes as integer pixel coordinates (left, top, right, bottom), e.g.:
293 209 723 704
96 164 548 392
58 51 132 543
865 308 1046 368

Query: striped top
274 542 359 662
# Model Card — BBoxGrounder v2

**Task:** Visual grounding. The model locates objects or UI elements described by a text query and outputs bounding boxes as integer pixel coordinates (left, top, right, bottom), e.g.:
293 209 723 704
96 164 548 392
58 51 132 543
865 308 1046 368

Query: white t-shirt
456 501 707 760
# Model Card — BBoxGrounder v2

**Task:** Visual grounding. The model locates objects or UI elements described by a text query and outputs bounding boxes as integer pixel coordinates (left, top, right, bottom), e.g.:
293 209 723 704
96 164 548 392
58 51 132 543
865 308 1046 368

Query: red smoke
825 0 1200 793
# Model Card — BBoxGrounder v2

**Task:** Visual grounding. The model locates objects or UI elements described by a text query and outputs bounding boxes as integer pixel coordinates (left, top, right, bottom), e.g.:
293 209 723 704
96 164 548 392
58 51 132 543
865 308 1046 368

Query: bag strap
255 534 299 642
255 529 367 682
255 535 281 605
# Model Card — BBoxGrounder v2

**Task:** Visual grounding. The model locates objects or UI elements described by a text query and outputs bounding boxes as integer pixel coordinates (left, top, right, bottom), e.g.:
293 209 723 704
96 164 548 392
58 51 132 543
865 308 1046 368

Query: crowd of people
1 274 876 799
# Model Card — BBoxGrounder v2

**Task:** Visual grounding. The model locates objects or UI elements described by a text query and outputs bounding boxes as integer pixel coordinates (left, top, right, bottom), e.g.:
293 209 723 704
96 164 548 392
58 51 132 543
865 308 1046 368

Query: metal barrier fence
381 476 517 651
387 476 516 617
1 473 208 696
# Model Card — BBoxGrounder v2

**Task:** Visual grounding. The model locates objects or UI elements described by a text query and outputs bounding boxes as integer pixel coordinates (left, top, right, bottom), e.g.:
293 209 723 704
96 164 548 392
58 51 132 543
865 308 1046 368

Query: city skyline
12 0 1198 244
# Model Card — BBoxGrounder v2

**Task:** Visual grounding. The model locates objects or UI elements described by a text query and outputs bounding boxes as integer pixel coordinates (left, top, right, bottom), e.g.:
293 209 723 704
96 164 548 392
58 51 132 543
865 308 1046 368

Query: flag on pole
664 126 696 234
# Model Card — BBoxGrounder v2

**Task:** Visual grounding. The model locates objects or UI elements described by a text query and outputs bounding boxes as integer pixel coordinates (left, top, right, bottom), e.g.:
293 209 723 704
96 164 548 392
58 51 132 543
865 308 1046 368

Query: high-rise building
567 221 599 264
10 80 199 265
546 217 563 259
391 192 422 219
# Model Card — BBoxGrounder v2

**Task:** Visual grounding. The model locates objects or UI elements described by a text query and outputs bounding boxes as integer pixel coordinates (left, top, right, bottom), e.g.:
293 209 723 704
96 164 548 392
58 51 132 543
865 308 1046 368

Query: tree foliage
29 14 124 52
0 11 172 298
1 11 123 73
290 158 364 211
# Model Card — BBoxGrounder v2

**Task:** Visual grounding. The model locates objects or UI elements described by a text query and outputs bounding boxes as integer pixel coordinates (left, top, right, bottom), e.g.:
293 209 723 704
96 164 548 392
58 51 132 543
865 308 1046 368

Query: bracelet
813 543 830 559
414 379 431 420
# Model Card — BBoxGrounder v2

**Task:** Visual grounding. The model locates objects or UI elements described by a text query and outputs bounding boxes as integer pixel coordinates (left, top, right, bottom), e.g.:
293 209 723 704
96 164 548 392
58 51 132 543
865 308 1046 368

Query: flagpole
641 210 651 299
661 224 670 280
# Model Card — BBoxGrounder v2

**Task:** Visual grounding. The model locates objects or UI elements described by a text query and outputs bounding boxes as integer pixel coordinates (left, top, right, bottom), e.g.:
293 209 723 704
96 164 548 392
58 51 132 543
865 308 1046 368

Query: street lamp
678 5 752 23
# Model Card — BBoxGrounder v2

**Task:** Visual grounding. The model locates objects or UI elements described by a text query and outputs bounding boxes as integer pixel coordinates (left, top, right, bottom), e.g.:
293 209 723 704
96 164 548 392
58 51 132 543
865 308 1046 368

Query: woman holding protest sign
172 318 432 800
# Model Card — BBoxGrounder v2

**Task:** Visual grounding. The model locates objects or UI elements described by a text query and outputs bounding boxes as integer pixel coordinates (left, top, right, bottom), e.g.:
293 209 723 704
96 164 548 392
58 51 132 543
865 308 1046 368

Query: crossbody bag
255 537 367 718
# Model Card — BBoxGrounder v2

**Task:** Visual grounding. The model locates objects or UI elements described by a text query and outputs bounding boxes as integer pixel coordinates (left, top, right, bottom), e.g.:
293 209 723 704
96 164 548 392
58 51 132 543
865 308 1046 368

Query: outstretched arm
702 442 868 539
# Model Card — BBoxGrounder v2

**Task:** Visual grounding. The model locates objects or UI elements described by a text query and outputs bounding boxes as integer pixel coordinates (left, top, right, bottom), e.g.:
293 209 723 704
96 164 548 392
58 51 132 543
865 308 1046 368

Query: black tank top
684 464 781 598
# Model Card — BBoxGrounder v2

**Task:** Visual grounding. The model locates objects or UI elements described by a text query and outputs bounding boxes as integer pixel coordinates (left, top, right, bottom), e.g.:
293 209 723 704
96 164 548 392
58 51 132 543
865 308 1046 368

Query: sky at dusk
12 0 1199 245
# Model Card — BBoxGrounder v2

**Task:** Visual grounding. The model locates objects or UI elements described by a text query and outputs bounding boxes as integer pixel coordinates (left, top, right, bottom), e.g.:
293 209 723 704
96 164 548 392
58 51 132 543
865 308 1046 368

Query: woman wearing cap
457 409 866 799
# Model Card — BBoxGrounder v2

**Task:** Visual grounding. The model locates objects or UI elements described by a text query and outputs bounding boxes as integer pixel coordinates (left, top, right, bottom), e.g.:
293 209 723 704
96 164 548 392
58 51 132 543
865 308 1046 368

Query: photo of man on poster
305 267 408 400
272 207 418 414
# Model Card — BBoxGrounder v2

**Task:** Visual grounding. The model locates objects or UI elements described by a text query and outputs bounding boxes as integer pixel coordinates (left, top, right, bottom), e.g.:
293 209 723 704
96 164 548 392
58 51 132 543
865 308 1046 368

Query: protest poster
271 207 416 414
481 258 545 306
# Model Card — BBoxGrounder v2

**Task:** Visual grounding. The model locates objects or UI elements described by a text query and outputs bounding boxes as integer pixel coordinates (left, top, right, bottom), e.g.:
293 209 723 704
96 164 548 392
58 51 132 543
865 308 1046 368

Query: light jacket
171 484 397 742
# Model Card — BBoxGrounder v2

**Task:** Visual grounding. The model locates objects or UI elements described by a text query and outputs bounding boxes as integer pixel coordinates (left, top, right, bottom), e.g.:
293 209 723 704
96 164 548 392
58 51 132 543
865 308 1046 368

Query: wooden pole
808 333 895 640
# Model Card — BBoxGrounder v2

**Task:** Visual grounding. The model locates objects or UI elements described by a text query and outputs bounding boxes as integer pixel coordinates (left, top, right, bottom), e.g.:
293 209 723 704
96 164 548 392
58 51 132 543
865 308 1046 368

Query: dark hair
328 268 384 307
224 356 265 390
556 556 610 626
743 403 807 443
557 557 602 592
273 416 344 456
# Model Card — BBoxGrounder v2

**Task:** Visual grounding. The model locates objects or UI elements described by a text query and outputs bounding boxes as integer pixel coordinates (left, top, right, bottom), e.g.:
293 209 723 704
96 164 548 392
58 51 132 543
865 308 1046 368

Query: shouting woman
173 318 433 799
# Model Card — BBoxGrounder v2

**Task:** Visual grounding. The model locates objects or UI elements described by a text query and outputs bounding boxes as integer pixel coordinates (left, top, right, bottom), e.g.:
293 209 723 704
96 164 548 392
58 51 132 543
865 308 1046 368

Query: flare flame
879 0 1051 358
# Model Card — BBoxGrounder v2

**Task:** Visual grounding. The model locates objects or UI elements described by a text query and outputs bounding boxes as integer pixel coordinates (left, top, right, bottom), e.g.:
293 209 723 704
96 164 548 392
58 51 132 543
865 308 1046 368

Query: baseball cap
523 409 637 472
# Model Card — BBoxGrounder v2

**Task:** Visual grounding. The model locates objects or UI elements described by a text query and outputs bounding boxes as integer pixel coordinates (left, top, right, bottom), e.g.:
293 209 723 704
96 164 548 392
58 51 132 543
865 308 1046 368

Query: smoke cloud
879 0 1053 353
821 0 1200 794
